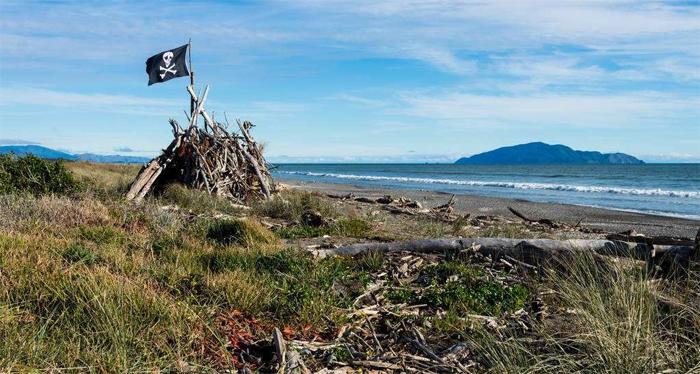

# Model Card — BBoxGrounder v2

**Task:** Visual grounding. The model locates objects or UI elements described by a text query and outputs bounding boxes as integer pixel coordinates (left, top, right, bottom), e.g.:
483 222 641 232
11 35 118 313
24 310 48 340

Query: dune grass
0 161 697 372
448 253 700 373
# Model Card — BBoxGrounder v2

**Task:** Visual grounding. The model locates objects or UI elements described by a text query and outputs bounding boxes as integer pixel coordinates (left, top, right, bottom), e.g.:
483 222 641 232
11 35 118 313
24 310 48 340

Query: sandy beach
282 178 700 238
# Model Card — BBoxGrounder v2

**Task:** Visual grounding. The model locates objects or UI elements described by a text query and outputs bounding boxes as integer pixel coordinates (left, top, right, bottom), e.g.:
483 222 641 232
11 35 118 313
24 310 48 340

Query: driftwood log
507 206 557 228
311 238 695 277
126 85 274 203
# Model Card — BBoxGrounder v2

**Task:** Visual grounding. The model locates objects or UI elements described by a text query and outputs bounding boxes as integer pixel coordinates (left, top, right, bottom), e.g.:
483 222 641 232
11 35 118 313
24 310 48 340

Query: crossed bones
159 64 177 79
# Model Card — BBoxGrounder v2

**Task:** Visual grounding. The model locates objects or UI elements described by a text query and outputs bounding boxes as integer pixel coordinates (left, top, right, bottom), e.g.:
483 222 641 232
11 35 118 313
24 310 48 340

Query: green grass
0 162 698 373
62 242 98 265
79 224 123 245
252 189 338 221
277 218 371 239
160 183 247 216
445 254 700 373
206 219 278 246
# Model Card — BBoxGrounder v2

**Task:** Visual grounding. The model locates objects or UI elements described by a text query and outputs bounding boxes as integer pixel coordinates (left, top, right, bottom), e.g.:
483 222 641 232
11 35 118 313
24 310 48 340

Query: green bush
0 154 79 195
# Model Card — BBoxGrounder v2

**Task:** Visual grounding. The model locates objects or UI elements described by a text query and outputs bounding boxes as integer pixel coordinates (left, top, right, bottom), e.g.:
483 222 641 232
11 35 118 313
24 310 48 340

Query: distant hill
455 142 644 165
75 153 151 164
0 145 150 164
0 145 78 160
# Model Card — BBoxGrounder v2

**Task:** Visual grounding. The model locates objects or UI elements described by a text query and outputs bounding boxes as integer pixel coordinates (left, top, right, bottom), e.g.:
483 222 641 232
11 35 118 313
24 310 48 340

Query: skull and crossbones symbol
159 51 177 79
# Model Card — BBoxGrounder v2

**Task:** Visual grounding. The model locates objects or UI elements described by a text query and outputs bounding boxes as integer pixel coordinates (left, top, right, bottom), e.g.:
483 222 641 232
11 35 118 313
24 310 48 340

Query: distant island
455 142 644 165
0 145 151 164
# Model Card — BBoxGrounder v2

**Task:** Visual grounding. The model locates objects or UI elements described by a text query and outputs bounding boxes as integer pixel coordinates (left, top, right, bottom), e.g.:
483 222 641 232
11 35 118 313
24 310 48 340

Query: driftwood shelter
126 85 274 203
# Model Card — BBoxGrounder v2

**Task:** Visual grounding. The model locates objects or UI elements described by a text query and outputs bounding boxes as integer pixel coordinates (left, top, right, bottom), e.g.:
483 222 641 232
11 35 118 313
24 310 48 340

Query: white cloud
0 138 38 145
396 45 477 75
640 153 700 163
269 153 458 163
397 91 700 129
2 1 697 71
334 94 387 107
0 87 180 116
290 0 700 77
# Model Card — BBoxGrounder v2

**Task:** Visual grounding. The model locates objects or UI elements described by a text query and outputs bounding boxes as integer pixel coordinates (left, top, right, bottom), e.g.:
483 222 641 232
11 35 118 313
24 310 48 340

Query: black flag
146 44 190 86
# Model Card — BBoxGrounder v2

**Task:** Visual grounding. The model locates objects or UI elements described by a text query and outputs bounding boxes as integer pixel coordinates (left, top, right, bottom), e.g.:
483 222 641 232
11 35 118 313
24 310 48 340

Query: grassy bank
0 159 698 372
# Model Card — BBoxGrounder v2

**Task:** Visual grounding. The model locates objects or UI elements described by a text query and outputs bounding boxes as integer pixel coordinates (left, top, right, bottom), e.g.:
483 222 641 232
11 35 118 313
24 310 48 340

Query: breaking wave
278 171 700 198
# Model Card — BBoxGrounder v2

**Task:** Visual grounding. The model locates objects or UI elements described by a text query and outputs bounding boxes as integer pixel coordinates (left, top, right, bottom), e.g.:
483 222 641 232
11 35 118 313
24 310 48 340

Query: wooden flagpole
188 38 195 116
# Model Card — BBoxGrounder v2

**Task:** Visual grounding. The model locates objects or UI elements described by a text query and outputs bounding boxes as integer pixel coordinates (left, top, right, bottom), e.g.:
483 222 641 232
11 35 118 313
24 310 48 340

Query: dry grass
0 162 698 372
456 254 700 373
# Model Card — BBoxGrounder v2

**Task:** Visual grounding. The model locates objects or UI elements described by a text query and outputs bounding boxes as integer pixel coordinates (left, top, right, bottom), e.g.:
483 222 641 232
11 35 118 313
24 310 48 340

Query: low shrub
254 250 368 325
0 154 80 196
422 281 529 316
416 262 529 316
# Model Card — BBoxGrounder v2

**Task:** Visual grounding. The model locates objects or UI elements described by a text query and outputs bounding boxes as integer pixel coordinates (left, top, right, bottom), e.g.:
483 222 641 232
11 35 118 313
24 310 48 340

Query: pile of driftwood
225 235 698 373
126 85 273 203
328 193 463 222
213 248 534 373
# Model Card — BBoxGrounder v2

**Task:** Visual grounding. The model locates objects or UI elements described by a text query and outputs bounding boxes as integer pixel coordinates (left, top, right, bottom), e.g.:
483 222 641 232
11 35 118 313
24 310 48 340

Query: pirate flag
146 44 190 86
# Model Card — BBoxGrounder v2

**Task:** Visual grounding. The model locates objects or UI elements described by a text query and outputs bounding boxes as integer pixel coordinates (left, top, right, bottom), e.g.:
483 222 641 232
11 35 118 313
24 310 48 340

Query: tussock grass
66 161 139 199
206 218 278 247
0 164 378 370
539 254 700 373
253 189 338 221
0 162 697 372
451 253 700 373
160 183 247 216
277 218 371 239
0 194 112 233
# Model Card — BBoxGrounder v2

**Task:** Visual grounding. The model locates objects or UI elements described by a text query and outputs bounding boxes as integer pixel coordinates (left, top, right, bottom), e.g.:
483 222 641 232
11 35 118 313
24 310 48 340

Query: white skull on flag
162 52 174 67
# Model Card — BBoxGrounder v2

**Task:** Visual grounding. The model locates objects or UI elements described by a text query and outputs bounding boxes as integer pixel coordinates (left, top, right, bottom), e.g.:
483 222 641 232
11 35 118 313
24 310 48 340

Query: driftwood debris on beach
328 193 465 222
126 85 274 203
310 237 697 277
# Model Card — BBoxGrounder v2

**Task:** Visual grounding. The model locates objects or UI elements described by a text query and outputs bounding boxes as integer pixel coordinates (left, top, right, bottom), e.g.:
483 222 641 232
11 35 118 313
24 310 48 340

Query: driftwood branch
508 206 556 228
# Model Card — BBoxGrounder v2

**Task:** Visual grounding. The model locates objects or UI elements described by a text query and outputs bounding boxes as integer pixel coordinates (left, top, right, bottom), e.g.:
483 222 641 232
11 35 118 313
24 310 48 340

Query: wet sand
281 179 700 238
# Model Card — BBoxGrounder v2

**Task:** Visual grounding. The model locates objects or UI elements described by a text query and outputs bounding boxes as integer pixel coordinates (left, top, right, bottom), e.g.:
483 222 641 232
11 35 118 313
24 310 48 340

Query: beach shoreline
280 178 700 238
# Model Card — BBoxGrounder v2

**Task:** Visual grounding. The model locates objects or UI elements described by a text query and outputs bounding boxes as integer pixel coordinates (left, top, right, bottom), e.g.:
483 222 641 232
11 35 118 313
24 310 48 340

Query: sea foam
278 171 700 198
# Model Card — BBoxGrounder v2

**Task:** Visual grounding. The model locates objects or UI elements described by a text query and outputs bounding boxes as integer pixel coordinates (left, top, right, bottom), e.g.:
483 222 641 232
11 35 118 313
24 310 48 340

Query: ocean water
273 164 700 219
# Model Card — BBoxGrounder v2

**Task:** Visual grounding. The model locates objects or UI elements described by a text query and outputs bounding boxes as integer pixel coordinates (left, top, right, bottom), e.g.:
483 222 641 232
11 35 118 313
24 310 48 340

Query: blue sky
0 0 699 162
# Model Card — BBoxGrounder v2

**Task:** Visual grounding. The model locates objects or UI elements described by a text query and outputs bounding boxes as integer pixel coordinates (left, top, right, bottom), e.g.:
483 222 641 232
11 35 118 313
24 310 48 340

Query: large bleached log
310 238 694 276
125 136 180 201
125 159 160 201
